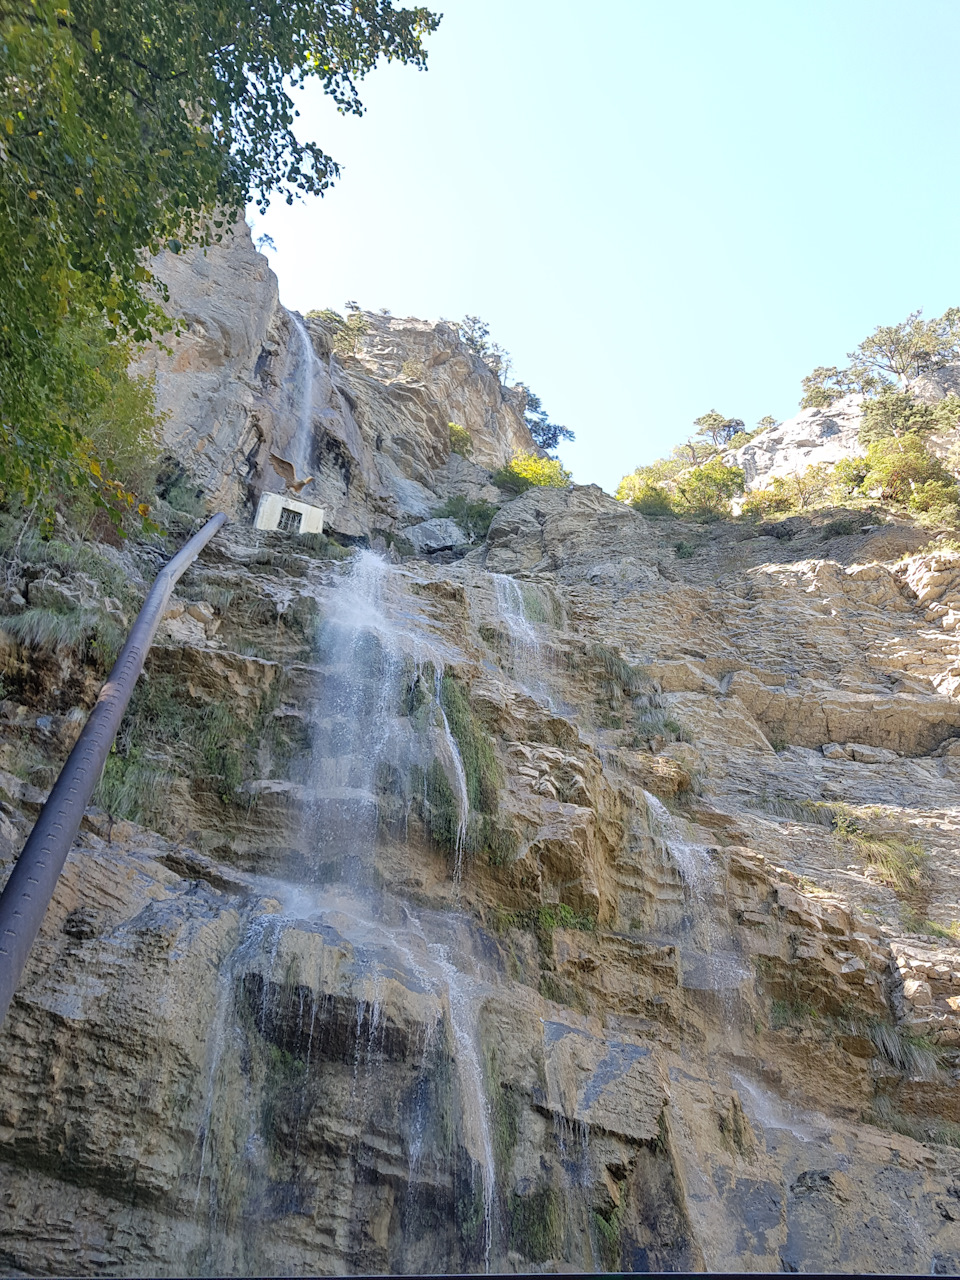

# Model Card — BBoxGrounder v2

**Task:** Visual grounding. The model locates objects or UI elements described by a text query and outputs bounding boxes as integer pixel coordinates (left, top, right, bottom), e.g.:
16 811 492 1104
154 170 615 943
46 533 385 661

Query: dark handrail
0 512 228 1029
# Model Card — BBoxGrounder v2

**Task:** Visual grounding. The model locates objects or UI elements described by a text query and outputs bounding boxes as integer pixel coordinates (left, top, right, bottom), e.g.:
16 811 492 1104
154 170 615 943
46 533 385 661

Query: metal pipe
0 512 228 1029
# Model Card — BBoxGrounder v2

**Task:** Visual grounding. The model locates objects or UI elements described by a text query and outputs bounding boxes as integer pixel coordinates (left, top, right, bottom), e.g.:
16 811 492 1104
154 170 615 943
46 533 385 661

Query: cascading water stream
285 310 318 479
183 550 503 1273
643 789 749 998
491 572 561 710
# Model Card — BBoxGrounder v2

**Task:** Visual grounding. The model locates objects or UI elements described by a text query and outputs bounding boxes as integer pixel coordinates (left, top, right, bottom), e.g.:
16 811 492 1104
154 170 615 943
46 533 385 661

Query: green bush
740 483 793 520
448 422 472 456
859 389 960 446
673 459 745 517
432 495 499 540
629 483 674 516
492 451 571 493
821 517 858 539
862 433 957 505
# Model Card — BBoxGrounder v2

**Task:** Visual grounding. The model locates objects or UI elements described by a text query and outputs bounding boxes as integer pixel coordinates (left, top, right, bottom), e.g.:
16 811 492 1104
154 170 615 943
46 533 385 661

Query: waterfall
491 572 562 709
643 790 749 996
285 310 317 479
185 551 502 1274
303 551 469 887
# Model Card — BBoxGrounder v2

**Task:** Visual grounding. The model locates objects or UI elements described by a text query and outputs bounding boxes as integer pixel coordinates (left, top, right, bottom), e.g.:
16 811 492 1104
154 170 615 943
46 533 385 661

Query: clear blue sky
253 0 960 495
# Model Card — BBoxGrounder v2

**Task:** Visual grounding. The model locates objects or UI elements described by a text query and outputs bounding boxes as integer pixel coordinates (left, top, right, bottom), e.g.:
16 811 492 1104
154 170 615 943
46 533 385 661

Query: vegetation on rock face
431 495 499 541
616 408 767 516
448 422 472 457
0 0 439 516
859 389 960 445
672 458 745 518
452 316 574 455
800 307 960 407
493 451 572 494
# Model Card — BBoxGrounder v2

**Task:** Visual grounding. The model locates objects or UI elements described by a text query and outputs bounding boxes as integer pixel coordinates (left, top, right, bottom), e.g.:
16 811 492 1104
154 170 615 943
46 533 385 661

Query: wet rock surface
6 235 960 1271
4 489 960 1274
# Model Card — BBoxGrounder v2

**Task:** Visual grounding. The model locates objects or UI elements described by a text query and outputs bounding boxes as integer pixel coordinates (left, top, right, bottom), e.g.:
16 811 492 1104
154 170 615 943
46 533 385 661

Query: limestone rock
729 395 864 490
400 517 467 553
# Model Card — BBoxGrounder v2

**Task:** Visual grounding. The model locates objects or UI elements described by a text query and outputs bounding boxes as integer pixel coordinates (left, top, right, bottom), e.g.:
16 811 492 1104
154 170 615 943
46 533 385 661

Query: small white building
254 492 325 536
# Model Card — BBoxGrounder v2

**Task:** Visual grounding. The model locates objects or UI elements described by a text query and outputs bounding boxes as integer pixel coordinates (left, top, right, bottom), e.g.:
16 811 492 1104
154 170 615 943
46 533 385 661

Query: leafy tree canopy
518 387 574 456
859 433 957 506
451 315 574 455
859 388 960 446
673 459 744 517
800 307 960 408
0 0 439 510
693 409 745 450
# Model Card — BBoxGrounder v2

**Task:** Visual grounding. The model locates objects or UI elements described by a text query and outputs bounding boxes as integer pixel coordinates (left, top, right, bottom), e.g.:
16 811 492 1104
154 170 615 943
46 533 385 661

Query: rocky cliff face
730 395 864 489
3 235 960 1276
729 364 960 490
135 222 532 537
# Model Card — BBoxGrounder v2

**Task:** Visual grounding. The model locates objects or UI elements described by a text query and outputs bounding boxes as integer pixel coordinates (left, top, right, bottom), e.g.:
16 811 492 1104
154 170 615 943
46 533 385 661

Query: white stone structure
254 492 325 535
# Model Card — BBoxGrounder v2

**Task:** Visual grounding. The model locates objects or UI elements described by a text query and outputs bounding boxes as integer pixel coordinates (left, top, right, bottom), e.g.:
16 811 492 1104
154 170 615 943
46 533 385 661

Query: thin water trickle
491 572 558 709
643 790 749 997
288 311 317 479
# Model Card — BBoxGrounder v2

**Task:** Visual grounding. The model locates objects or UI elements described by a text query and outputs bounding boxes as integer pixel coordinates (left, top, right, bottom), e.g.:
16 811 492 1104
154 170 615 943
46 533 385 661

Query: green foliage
693 409 745 449
487 902 596 937
492 451 571 493
508 1187 564 1264
448 422 472 456
739 484 793 520
455 315 511 381
800 364 867 408
831 803 929 896
423 758 459 850
674 540 695 559
305 307 345 328
800 307 960 407
821 517 858 539
517 386 574 455
909 918 960 942
771 997 818 1029
0 604 124 666
859 388 944 445
592 1204 623 1272
588 643 651 697
739 465 833 520
93 670 262 821
332 311 370 357
861 433 958 507
868 1022 941 1077
615 457 687 504
0 0 439 507
431 496 499 541
156 461 206 517
673 458 745 517
832 455 871 495
440 674 500 812
628 483 674 516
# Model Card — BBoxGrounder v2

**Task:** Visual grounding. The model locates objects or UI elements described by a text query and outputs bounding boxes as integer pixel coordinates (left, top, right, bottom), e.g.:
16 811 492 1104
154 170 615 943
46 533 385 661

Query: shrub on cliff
493 452 572 494
628 483 675 516
448 423 472 456
673 459 745 518
861 434 960 508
